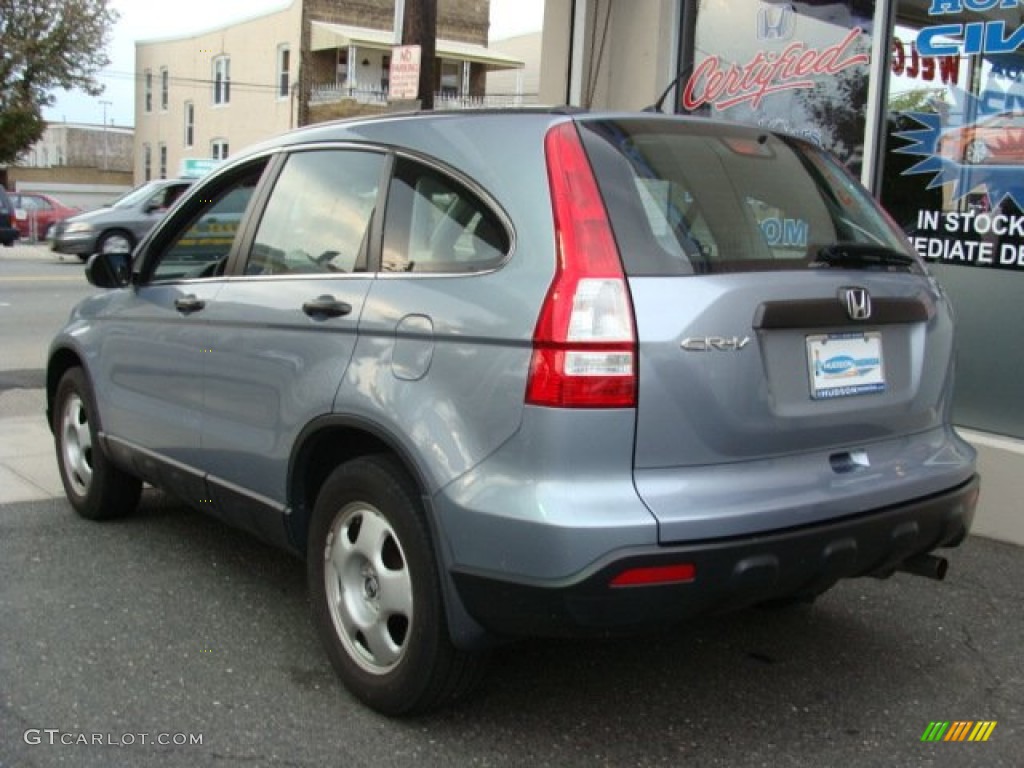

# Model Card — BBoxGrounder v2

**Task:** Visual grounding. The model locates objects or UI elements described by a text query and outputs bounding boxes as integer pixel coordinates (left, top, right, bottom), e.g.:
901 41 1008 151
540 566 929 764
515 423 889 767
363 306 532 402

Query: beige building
135 0 522 184
538 0 679 110
485 31 543 106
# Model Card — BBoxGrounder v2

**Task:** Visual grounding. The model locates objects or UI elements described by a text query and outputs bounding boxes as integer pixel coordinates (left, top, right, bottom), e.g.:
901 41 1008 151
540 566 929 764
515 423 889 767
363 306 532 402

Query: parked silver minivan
48 110 979 715
50 178 192 260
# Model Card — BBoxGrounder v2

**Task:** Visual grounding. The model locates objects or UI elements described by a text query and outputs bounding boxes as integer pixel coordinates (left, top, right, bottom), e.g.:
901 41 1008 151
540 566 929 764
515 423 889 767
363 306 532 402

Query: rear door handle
302 295 352 319
174 295 205 314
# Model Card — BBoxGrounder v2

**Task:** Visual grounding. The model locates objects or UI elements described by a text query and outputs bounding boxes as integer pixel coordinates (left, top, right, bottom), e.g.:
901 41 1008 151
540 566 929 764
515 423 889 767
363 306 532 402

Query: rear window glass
578 119 912 276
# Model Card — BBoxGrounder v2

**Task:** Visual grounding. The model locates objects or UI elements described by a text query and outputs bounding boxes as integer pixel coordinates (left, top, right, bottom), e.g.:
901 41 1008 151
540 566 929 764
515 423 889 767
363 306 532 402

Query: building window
159 143 167 179
183 101 194 148
160 67 169 111
277 45 290 99
143 143 152 181
211 139 229 161
381 55 391 93
440 61 459 97
213 56 231 105
144 69 153 113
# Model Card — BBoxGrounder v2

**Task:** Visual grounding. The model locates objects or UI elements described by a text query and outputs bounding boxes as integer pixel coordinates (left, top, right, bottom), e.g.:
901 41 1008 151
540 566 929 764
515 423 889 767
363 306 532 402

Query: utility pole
99 100 112 171
402 0 436 110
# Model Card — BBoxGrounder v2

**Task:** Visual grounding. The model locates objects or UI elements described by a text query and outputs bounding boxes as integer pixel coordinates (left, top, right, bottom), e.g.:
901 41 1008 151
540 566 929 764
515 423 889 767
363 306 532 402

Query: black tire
96 229 135 256
308 455 486 715
53 368 142 520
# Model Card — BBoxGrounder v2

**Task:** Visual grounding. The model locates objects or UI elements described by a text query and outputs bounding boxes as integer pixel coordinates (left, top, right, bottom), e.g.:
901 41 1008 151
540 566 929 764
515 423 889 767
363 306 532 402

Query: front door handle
303 295 352 319
174 295 205 314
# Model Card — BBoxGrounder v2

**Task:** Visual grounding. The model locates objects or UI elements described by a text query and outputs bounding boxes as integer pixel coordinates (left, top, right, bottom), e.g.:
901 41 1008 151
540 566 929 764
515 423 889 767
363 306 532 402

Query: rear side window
579 119 910 275
382 157 509 273
246 149 383 275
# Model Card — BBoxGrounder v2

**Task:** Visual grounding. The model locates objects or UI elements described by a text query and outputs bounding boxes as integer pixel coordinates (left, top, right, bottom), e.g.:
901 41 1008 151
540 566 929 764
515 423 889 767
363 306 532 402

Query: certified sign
389 45 422 101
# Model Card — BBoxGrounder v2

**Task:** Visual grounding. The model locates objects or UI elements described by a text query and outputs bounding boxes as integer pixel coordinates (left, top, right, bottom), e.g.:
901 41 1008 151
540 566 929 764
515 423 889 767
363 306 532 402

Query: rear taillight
526 122 637 408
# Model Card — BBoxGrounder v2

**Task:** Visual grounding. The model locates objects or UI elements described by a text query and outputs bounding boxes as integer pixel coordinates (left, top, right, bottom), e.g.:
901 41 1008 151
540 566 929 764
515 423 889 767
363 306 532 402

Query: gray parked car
47 110 979 715
50 178 192 260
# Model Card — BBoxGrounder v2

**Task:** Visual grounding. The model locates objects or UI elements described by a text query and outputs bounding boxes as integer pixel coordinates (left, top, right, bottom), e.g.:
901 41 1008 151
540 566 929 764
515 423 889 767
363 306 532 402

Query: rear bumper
451 475 979 637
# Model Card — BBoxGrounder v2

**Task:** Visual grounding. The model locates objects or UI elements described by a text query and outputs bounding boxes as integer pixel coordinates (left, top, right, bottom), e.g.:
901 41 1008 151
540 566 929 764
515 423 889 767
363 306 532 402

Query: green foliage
0 0 118 164
888 88 946 114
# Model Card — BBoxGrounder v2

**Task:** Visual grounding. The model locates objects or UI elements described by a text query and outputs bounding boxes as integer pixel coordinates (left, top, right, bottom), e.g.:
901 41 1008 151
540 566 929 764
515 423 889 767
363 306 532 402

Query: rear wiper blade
814 243 916 269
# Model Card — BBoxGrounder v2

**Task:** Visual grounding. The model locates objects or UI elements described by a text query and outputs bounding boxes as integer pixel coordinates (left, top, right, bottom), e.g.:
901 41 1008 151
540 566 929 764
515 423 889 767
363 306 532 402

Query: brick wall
304 0 488 44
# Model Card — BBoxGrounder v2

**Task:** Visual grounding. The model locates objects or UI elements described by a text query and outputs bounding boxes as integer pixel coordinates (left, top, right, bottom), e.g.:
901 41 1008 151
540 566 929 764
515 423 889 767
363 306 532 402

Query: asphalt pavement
1 242 1021 766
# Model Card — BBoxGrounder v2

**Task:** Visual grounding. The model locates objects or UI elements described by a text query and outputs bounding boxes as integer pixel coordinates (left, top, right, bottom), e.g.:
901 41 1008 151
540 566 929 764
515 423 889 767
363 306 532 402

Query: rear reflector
609 564 696 587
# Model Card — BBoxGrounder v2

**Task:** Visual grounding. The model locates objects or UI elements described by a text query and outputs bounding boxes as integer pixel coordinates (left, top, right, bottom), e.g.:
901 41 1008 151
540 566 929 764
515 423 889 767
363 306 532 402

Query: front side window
143 143 152 181
245 150 383 275
158 143 167 179
382 158 509 273
160 67 169 110
147 166 265 282
144 70 153 113
213 56 231 105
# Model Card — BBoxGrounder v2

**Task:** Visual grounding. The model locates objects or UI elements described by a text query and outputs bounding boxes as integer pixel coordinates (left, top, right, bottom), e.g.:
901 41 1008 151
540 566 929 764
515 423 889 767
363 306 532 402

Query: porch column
569 0 590 106
347 45 358 90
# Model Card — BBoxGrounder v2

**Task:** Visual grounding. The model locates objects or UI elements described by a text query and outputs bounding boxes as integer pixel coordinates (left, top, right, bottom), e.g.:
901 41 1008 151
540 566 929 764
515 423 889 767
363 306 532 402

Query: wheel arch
46 347 88 433
287 414 433 557
288 414 494 650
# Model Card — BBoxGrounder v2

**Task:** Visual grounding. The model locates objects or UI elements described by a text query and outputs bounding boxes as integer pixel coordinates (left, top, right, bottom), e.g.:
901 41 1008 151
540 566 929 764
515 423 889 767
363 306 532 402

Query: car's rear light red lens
609 564 697 587
526 121 637 408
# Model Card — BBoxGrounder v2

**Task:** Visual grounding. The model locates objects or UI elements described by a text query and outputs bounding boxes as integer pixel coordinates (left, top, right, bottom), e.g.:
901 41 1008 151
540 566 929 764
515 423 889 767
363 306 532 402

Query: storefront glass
686 0 877 169
882 0 1024 438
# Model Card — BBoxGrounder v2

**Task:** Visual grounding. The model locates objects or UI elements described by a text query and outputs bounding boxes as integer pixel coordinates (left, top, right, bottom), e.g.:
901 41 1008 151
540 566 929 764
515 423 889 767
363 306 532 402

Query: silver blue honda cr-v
48 110 979 715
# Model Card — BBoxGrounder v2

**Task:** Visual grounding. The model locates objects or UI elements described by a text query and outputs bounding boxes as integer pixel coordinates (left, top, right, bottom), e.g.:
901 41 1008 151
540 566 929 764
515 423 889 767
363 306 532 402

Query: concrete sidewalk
0 390 63 502
1 387 1021 547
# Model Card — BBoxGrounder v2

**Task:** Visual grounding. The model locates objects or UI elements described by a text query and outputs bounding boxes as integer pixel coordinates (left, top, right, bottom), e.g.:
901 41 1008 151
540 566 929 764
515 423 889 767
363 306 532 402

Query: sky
43 0 546 127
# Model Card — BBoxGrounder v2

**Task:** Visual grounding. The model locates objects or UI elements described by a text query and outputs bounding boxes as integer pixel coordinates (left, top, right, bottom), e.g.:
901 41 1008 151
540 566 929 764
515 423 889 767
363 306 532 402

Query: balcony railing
309 82 536 110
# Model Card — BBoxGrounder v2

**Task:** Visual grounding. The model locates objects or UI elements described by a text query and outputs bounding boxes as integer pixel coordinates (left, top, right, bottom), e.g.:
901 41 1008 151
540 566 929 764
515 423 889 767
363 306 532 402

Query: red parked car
10 192 80 242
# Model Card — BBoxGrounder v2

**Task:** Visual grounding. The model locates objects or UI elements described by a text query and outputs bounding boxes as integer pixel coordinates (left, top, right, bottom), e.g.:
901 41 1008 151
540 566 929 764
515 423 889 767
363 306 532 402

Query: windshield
110 183 165 209
579 118 917 276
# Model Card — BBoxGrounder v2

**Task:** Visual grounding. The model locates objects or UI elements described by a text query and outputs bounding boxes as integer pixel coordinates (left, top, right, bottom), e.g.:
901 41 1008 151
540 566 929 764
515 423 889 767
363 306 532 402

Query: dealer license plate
807 332 885 399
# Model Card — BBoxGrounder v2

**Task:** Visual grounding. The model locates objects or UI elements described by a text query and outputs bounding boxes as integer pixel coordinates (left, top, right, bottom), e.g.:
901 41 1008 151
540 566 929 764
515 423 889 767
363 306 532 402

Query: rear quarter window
382 157 510 274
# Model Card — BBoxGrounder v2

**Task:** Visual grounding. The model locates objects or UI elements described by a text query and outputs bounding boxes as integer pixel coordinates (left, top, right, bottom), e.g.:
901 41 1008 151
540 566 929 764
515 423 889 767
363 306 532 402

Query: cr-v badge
681 336 751 352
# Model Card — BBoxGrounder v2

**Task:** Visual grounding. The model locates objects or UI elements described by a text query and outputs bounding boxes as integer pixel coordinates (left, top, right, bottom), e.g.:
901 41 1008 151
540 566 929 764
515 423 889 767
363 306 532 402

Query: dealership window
211 139 229 161
682 0 872 170
184 101 194 147
880 0 1024 438
144 69 153 113
277 45 290 99
159 143 167 179
213 56 231 105
143 143 152 181
160 67 169 111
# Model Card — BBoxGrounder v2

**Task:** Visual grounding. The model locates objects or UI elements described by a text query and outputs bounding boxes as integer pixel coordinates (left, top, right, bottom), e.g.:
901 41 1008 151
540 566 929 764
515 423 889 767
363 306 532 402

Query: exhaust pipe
896 554 949 581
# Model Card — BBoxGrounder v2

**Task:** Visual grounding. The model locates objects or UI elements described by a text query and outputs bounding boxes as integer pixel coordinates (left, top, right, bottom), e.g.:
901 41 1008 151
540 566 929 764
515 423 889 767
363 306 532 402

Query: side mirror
85 251 133 288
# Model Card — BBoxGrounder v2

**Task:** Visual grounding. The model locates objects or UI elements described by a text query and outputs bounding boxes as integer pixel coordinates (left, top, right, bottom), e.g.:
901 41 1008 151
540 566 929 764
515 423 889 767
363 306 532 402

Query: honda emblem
841 287 871 321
